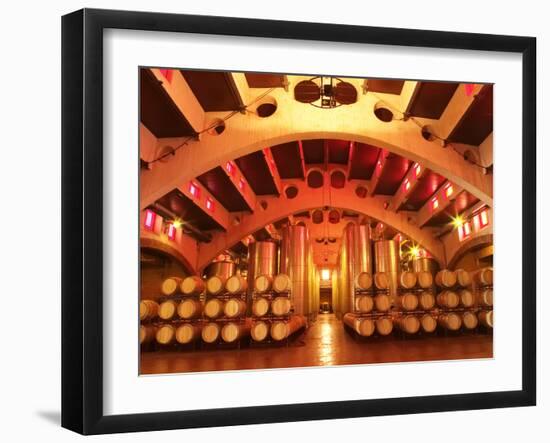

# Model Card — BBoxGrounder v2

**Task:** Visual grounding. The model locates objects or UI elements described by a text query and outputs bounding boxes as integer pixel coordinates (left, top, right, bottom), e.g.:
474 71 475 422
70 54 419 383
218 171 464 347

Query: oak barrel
399 271 417 289
223 298 247 318
355 295 374 313
177 298 202 319
420 314 437 333
139 300 159 321
273 273 292 293
252 297 270 317
478 310 494 328
175 323 200 344
206 275 227 295
355 272 373 290
462 311 479 329
435 269 457 288
438 313 462 331
478 288 493 307
474 267 493 286
459 289 475 307
139 325 156 344
374 294 391 312
374 272 390 290
375 317 393 336
180 276 205 296
437 290 460 308
270 315 305 341
455 269 472 287
201 322 221 343
416 271 434 289
343 313 375 336
226 274 248 294
418 291 435 310
204 298 224 319
155 324 175 345
397 293 419 311
254 274 273 293
251 321 269 342
161 277 183 296
221 320 251 343
271 296 292 316
158 300 178 320
398 315 420 334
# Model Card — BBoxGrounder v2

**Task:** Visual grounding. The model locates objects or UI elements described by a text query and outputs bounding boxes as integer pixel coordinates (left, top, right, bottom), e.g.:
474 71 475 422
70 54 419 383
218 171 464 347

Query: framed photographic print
61 8 536 435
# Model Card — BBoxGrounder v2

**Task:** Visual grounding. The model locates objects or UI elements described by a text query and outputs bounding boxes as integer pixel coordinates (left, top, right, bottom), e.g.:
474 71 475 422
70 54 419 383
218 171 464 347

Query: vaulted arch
196 179 446 271
141 88 492 210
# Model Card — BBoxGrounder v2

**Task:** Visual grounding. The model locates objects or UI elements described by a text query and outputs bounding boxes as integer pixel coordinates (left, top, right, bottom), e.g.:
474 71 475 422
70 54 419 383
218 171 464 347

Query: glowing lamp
451 214 464 229
403 179 411 192
321 269 331 281
189 182 200 198
144 209 156 231
431 198 439 211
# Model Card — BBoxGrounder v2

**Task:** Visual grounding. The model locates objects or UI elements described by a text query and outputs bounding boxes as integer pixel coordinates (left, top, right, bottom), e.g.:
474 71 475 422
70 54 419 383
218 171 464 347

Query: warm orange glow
404 178 411 191
172 219 182 229
431 198 439 210
321 269 331 281
414 163 421 178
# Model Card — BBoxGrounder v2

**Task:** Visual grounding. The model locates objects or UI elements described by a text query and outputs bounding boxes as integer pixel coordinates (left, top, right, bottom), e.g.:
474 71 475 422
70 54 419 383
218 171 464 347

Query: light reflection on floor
140 313 493 375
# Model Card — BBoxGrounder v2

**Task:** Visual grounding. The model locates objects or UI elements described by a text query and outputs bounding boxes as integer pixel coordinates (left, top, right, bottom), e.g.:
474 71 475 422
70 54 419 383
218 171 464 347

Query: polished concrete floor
140 313 493 375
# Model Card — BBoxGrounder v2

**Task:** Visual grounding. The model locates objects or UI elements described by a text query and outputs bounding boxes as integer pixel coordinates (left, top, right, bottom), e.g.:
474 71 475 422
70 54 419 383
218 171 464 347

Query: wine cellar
139 68 494 374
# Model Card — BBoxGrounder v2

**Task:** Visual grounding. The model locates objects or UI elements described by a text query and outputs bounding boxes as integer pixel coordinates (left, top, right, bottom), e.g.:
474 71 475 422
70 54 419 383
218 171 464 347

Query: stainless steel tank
248 240 278 278
411 257 440 276
337 224 352 314
354 224 373 276
374 239 399 297
206 259 235 280
280 225 309 316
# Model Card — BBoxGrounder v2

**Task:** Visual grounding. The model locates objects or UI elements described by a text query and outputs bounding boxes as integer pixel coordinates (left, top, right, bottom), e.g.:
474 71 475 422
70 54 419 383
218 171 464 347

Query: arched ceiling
140 68 493 270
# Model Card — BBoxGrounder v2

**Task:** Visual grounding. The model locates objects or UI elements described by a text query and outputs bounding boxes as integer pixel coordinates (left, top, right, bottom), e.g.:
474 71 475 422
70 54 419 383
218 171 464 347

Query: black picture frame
61 8 536 435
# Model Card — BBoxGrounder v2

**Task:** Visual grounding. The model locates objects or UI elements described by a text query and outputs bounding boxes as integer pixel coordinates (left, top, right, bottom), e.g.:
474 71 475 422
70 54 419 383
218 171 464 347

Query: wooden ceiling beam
417 180 464 228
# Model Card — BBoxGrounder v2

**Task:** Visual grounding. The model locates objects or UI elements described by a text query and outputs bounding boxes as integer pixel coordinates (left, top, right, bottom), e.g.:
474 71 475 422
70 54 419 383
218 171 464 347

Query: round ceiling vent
307 170 324 188
374 101 394 122
284 185 298 199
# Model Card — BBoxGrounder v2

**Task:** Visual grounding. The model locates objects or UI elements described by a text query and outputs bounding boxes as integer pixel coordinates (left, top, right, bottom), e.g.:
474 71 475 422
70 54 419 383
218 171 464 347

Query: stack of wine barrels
152 275 207 347
250 273 305 343
345 265 493 339
474 267 494 330
201 272 251 345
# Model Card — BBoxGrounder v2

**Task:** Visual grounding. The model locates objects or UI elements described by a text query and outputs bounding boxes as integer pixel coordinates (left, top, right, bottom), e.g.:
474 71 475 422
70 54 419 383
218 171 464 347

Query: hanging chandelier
294 76 358 109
